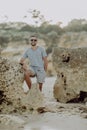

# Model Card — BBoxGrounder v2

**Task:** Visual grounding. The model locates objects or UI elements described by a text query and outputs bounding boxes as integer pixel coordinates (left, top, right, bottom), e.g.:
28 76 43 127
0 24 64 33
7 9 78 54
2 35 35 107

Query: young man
20 35 48 92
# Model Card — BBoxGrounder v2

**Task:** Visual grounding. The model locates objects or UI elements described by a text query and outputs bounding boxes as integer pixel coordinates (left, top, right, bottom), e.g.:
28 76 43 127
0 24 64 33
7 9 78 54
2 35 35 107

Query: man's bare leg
24 69 43 91
24 71 31 89
39 83 43 91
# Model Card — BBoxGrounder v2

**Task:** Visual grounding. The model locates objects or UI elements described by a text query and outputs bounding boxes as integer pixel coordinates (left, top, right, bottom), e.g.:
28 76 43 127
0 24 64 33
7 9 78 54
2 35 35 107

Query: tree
27 9 46 27
64 19 87 32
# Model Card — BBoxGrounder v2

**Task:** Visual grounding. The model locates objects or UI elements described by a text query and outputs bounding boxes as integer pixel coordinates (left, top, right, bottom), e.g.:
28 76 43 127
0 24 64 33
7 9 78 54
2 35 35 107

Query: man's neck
31 45 38 50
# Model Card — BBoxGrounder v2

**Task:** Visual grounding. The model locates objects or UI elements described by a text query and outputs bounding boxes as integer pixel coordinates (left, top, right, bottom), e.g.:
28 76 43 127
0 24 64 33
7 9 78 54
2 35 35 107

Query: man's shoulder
38 46 45 50
24 47 31 53
26 47 31 51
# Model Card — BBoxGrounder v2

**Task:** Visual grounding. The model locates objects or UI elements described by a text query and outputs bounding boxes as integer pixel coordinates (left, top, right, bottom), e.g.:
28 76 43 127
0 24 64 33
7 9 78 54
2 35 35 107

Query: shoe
24 90 29 94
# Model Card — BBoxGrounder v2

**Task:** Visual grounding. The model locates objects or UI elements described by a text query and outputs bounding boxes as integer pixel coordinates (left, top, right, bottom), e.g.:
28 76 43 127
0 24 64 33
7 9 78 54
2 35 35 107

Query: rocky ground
0 77 87 130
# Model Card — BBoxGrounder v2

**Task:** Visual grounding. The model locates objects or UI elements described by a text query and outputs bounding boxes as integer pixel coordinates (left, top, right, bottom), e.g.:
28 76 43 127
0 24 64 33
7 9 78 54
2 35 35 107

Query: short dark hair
30 35 37 38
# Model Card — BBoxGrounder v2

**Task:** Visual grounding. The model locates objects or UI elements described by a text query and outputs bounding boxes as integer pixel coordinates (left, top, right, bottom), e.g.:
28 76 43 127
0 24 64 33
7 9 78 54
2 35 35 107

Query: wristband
20 63 23 66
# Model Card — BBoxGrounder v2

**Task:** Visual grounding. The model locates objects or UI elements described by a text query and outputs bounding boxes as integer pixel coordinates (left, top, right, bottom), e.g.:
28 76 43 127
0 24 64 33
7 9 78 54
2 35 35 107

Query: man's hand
19 58 27 71
20 58 25 65
22 64 28 71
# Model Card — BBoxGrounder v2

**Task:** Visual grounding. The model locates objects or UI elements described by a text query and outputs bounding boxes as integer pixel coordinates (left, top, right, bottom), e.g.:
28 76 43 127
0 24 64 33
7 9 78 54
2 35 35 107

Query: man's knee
24 70 35 77
24 71 30 77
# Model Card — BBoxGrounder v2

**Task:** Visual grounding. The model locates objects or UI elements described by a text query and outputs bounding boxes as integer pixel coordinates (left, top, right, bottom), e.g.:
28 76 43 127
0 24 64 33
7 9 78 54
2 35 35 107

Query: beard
31 43 36 46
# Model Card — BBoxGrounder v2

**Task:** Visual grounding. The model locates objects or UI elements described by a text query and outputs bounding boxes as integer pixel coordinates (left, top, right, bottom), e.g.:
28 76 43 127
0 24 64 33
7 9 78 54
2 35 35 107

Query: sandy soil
0 77 87 130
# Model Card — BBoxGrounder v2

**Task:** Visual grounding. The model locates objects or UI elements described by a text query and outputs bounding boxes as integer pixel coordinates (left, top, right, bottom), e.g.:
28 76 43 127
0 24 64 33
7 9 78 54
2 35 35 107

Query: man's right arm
20 49 28 70
20 57 25 65
19 58 28 71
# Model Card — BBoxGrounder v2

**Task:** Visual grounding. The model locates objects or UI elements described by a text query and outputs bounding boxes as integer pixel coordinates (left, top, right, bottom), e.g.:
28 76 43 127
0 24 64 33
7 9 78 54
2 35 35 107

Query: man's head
30 35 37 46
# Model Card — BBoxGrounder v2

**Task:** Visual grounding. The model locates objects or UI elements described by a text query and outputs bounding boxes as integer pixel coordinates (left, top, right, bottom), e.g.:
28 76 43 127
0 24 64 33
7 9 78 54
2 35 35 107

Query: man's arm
20 57 25 65
19 58 27 71
43 56 48 71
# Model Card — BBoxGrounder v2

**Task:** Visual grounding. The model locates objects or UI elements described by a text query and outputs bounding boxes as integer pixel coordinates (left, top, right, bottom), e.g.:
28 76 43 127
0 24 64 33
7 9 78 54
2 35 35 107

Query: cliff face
52 47 87 103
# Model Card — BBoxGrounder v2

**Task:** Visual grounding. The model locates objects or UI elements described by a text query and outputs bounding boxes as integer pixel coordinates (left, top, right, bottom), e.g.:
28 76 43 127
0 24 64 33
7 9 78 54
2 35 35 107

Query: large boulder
0 57 43 114
52 47 87 103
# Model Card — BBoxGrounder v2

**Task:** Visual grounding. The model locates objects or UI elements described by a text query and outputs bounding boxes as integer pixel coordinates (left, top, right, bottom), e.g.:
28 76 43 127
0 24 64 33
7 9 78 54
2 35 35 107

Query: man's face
30 37 37 46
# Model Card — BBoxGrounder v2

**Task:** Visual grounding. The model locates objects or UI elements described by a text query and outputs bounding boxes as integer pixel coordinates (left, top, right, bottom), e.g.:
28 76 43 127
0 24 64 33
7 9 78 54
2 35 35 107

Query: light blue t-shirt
22 46 47 68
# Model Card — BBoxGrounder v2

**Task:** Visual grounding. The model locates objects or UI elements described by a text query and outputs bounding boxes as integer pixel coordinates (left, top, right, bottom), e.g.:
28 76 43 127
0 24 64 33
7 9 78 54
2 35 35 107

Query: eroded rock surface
0 57 43 114
52 47 87 103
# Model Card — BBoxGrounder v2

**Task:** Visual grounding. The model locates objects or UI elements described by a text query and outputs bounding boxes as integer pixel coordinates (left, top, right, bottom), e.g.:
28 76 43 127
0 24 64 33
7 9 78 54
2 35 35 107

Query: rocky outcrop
52 47 87 103
0 57 43 114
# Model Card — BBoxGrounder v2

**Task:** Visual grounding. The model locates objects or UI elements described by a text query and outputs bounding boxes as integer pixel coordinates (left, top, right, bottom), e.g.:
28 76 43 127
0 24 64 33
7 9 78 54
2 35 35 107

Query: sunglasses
31 39 37 42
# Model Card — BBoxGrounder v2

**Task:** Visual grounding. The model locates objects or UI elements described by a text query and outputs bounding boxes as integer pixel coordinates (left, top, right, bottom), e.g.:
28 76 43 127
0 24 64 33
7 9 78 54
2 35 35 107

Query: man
20 35 48 92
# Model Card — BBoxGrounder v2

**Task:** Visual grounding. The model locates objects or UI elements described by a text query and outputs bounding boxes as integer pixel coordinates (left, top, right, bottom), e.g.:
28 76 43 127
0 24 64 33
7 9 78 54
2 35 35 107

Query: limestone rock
0 57 43 114
52 47 87 103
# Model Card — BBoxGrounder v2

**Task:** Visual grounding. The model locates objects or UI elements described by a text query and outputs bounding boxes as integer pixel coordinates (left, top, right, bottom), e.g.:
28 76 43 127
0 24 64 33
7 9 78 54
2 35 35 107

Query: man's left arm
41 47 48 71
43 56 48 71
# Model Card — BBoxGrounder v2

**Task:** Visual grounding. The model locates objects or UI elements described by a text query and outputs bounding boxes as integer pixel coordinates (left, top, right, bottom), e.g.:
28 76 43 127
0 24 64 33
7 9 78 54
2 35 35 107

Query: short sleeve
41 47 47 58
22 49 28 58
